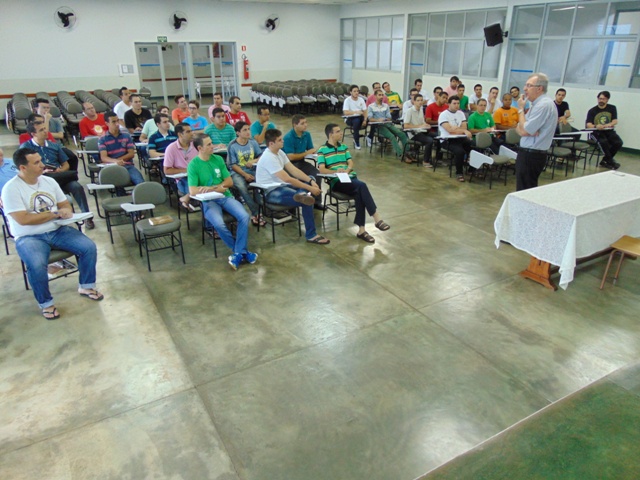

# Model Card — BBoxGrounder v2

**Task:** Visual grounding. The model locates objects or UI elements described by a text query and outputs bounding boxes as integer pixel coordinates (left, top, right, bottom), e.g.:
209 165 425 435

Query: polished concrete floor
0 109 639 479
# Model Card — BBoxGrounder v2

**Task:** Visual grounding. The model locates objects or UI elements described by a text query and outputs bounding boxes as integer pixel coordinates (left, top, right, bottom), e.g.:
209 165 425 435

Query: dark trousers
443 138 472 175
333 178 377 227
593 130 623 163
516 149 547 191
412 133 434 163
345 116 365 145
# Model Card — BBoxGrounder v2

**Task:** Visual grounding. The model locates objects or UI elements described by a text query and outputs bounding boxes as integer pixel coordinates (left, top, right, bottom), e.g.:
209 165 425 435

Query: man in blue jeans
255 129 330 245
98 111 145 193
188 134 257 270
1 147 103 320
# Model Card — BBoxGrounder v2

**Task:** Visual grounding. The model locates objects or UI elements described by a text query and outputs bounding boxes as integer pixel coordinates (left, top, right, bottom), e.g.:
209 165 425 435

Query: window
407 8 507 80
341 16 404 72
510 1 640 89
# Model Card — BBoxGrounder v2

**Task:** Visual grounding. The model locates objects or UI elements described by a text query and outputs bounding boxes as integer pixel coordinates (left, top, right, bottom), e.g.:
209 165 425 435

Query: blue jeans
115 164 145 196
64 181 90 213
202 197 250 254
125 164 145 185
266 186 317 240
176 178 189 196
16 226 98 309
230 171 259 216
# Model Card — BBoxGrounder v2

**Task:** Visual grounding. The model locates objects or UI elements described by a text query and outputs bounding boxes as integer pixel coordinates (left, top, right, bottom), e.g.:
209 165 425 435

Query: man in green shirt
457 84 469 111
188 134 256 270
317 123 390 244
204 108 236 149
468 98 499 154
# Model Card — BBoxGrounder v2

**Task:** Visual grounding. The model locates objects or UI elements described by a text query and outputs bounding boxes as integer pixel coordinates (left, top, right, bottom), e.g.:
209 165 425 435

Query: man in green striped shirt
317 123 390 244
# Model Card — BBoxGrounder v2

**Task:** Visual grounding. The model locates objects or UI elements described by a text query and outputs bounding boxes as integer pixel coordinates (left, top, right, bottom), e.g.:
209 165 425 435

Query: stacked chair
250 80 348 116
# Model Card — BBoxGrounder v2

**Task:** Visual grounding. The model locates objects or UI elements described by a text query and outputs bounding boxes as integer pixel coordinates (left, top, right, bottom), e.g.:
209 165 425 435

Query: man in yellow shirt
493 94 519 130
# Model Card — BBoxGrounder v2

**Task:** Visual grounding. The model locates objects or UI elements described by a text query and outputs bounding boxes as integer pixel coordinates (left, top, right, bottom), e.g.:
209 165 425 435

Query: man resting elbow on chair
1 147 103 320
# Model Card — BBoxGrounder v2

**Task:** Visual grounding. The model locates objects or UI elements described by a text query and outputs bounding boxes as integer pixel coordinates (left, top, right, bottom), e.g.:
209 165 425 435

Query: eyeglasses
525 83 542 88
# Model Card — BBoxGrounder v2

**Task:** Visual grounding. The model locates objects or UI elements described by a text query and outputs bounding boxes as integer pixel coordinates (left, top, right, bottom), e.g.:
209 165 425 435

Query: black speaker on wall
484 23 506 47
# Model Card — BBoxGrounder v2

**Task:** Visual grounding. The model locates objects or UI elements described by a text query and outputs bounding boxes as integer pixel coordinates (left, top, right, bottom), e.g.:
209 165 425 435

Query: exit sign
157 36 168 43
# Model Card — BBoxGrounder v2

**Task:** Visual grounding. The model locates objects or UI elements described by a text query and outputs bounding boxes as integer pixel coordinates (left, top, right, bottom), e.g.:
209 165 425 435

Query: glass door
136 41 239 106
405 41 425 97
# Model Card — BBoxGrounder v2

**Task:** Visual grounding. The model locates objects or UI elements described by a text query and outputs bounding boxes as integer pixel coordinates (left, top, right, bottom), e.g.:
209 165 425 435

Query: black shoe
611 161 621 170
599 160 614 169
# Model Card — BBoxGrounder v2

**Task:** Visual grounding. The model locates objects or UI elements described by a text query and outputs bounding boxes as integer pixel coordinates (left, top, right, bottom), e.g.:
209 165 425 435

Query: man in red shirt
425 91 449 126
79 102 107 138
225 96 251 126
425 91 449 161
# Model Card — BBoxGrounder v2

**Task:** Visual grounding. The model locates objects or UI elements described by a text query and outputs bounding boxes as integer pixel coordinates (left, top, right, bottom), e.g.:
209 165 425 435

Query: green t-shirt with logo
187 155 232 197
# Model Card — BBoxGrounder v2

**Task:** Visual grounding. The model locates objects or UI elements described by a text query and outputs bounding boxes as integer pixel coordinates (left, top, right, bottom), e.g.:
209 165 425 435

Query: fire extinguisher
242 54 249 80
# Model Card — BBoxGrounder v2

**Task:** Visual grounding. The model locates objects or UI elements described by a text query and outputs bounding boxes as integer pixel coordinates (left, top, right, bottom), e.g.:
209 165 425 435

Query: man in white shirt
401 88 419 122
486 87 502 114
403 94 434 167
427 86 443 106
1 147 103 320
438 95 472 182
468 84 488 112
113 86 132 127
414 79 429 100
342 84 368 150
255 129 329 245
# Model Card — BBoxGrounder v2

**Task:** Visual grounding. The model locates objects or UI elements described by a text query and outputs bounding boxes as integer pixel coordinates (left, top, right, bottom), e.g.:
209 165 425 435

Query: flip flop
306 235 330 245
79 289 104 301
181 200 196 212
374 220 390 231
42 307 60 320
356 231 375 243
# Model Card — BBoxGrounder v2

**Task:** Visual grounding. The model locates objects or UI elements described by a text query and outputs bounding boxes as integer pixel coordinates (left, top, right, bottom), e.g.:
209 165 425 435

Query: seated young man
183 100 209 133
98 111 145 192
438 95 472 182
227 121 264 226
1 147 103 320
255 129 330 245
467 98 500 154
163 123 197 210
317 124 390 244
20 122 94 229
188 134 257 270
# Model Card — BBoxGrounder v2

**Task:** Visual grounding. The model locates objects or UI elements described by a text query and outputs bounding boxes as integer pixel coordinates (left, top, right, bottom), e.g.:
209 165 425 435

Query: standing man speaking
515 73 556 191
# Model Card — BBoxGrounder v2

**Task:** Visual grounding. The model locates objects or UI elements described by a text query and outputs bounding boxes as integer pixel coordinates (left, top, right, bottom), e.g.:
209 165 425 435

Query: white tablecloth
494 171 640 289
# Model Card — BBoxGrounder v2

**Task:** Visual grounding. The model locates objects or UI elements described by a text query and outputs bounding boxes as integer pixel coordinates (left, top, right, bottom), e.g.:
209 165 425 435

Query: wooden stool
600 235 640 289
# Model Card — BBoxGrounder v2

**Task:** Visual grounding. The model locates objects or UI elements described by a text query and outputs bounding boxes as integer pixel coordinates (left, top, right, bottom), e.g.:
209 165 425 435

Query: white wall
0 0 340 116
340 0 639 150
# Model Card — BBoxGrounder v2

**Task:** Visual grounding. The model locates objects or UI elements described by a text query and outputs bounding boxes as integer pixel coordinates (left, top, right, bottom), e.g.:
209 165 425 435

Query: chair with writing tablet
318 174 356 231
250 183 302 243
122 182 185 272
86 165 133 242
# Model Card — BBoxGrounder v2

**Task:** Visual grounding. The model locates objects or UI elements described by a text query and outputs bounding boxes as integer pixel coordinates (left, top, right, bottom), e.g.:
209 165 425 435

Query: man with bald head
515 73 557 190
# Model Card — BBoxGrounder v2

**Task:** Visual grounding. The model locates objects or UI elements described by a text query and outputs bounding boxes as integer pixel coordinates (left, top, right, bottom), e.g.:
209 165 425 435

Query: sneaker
611 161 621 170
85 218 95 230
293 192 315 206
366 137 372 147
228 253 242 270
244 251 258 264
355 142 361 150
